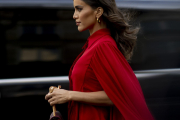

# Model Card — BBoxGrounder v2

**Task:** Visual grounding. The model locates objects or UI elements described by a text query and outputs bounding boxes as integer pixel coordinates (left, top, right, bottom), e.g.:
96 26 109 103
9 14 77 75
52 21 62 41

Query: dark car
0 0 180 120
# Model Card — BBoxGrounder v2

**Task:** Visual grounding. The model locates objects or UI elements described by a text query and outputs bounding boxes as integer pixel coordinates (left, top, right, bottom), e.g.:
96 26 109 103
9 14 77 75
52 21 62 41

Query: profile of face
73 0 97 32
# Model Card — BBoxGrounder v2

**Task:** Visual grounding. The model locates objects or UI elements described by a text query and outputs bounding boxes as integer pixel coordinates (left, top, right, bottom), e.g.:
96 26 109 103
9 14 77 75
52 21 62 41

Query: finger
49 98 58 106
45 93 52 100
50 99 65 105
48 96 56 103
50 101 56 106
48 98 54 106
45 93 50 100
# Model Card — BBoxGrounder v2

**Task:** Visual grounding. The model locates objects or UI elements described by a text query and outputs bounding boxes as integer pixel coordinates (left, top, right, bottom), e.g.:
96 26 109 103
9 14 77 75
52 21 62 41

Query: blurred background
0 0 180 120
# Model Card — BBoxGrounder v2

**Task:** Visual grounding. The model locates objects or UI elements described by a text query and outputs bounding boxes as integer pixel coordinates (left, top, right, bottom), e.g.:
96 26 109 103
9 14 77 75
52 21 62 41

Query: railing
0 76 69 86
0 68 179 86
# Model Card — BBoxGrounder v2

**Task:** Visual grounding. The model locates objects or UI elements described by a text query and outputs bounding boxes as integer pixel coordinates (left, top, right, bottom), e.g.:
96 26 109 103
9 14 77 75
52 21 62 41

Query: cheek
80 11 95 26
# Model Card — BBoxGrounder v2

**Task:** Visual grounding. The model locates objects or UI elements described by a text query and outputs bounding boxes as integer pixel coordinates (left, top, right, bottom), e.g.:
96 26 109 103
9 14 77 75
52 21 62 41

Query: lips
76 22 81 26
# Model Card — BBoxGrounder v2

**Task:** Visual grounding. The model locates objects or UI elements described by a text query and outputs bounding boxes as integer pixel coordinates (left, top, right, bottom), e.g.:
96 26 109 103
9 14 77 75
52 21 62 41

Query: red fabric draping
68 28 154 120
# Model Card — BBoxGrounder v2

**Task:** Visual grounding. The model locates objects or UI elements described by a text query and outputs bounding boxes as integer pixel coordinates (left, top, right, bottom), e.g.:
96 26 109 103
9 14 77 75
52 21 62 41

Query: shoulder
91 35 122 58
96 35 117 48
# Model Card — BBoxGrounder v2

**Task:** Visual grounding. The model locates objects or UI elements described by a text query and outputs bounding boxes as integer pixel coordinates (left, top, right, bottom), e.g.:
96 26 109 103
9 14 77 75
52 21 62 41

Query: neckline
87 28 110 48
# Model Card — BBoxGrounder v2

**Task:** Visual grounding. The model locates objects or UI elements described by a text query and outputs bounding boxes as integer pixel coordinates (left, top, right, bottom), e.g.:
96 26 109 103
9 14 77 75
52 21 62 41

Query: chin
78 28 83 32
78 26 88 32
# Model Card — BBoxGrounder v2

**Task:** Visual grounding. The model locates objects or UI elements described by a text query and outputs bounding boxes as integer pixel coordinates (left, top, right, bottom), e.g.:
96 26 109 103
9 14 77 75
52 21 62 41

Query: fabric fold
68 28 154 120
91 41 154 120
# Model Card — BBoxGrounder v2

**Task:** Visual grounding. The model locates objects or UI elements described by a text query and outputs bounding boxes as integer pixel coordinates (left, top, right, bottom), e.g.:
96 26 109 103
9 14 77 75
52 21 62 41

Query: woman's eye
77 8 82 12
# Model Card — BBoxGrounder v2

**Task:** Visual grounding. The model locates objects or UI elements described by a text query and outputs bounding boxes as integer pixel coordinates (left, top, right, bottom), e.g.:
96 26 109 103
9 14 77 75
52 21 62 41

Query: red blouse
68 28 154 120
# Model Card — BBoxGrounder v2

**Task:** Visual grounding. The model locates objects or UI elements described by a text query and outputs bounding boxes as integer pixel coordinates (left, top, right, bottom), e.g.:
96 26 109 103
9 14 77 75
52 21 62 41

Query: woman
45 0 154 120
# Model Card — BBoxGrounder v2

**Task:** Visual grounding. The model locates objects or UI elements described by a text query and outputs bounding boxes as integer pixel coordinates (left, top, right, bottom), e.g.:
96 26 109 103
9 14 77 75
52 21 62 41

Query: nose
73 11 78 19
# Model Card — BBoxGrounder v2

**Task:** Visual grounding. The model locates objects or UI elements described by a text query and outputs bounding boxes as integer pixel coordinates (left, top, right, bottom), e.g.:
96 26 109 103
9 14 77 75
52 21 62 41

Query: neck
89 21 107 36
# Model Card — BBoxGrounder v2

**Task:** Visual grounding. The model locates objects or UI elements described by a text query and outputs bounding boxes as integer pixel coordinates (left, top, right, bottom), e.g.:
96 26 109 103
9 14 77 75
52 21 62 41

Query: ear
96 7 104 19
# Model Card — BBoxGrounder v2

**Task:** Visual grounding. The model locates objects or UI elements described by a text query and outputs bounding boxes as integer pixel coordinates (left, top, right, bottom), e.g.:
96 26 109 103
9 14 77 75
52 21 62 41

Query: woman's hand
45 89 113 106
45 88 70 106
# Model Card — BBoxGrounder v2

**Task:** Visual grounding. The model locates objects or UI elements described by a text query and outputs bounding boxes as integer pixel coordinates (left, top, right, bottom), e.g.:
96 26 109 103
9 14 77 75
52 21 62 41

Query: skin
45 0 113 106
73 0 107 35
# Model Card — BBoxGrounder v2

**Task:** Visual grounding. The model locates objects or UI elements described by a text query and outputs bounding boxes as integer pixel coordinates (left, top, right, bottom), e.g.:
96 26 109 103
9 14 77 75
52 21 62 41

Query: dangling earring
97 18 100 23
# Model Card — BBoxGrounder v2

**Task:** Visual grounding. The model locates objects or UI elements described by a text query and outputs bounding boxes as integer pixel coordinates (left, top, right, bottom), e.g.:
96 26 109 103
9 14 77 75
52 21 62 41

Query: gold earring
97 18 100 23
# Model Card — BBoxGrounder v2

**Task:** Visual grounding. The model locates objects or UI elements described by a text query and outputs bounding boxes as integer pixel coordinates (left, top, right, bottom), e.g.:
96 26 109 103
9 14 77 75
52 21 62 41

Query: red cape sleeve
91 41 154 120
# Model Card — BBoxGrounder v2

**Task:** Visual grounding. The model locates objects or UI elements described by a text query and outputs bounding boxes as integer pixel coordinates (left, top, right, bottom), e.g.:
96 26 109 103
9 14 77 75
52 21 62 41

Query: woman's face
73 0 97 32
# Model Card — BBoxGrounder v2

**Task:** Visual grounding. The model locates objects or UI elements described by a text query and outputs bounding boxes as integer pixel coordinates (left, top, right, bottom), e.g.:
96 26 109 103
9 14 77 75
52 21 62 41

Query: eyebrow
74 5 83 9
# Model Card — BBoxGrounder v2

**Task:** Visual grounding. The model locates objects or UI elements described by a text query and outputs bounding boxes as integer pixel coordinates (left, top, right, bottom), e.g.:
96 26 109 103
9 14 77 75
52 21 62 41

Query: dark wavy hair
82 0 139 61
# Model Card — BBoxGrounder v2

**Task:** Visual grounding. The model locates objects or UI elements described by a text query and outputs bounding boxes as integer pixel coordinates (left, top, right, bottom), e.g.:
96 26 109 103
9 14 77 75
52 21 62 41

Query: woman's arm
69 90 113 106
45 89 113 106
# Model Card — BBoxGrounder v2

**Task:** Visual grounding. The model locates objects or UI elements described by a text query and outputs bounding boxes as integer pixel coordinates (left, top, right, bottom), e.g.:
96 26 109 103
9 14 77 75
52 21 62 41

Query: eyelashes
74 5 83 12
77 8 83 12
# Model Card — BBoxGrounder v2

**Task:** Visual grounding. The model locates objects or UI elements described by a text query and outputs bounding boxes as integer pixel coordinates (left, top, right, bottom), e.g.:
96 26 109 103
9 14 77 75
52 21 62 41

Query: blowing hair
82 0 139 61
